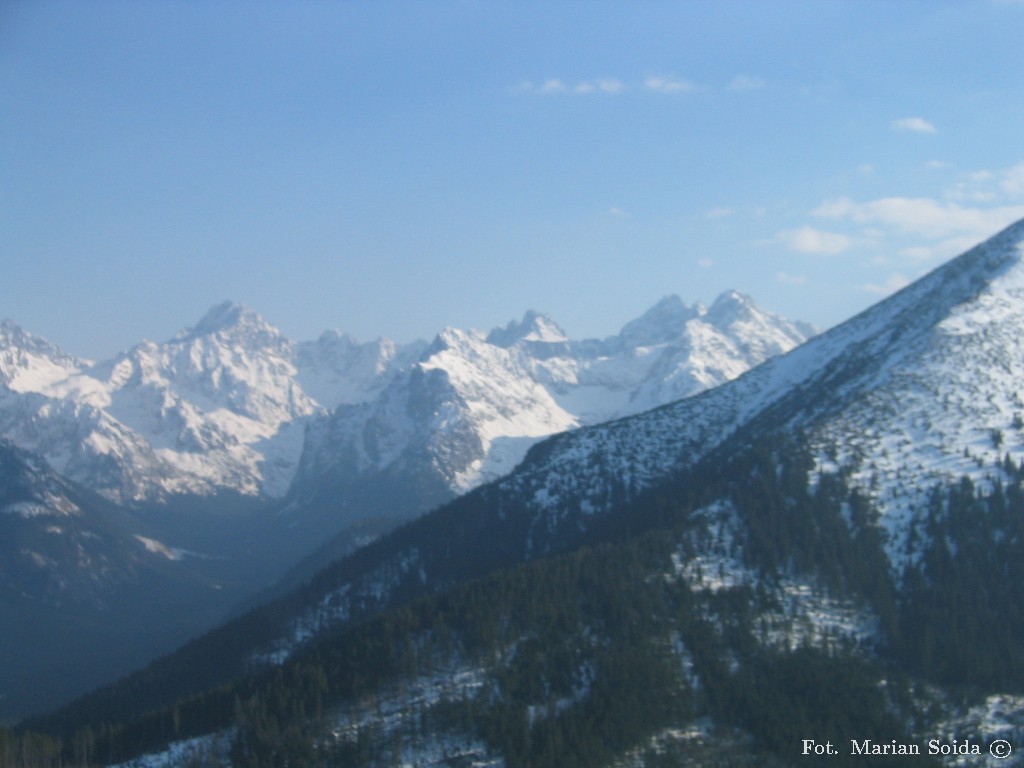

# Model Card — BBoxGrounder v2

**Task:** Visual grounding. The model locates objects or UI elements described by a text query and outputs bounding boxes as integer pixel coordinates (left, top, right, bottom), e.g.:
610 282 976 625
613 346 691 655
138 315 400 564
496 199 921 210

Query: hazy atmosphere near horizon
4 0 1024 359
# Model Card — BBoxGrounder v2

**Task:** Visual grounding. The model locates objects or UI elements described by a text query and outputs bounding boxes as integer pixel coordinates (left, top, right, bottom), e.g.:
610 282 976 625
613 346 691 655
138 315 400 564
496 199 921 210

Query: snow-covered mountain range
38 219 1024 767
0 293 812 510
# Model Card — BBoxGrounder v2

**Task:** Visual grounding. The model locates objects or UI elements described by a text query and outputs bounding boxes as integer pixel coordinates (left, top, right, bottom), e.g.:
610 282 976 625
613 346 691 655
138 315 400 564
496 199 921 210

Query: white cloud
728 75 766 91
524 77 626 95
1000 162 1024 198
943 163 1024 204
862 273 910 295
778 226 853 255
597 77 625 94
697 258 714 269
706 207 734 219
575 78 625 94
945 184 999 203
644 75 693 94
892 117 937 134
540 78 567 93
606 207 629 218
926 159 950 170
776 271 808 285
813 196 1024 240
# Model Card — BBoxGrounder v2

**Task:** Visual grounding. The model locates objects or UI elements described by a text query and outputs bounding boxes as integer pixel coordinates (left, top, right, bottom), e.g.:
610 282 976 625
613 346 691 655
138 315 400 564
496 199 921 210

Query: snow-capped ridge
314 329 360 348
486 310 569 348
175 301 287 350
0 320 87 391
704 289 754 324
618 294 701 347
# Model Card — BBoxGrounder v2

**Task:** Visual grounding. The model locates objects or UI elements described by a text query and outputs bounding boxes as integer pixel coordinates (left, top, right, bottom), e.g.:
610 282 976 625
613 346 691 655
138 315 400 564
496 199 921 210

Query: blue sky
4 1 1024 359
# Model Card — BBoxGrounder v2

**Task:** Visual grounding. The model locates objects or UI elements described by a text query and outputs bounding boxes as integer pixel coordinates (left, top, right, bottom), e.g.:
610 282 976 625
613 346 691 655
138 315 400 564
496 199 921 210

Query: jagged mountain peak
191 300 253 332
618 294 702 347
423 325 484 357
0 317 27 341
705 289 754 318
701 289 815 347
0 320 85 390
314 329 361 348
486 310 568 347
1 319 72 359
175 301 285 349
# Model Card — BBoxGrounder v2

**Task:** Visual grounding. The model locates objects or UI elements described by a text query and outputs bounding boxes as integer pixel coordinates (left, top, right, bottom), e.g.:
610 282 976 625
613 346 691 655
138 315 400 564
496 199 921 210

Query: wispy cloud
540 78 567 93
576 78 625 94
706 207 734 219
728 75 766 91
517 74 699 96
780 162 1024 294
892 116 937 134
697 258 714 269
518 78 625 95
778 226 853 255
944 163 1024 204
643 75 693 94
1000 162 1024 198
813 196 1024 240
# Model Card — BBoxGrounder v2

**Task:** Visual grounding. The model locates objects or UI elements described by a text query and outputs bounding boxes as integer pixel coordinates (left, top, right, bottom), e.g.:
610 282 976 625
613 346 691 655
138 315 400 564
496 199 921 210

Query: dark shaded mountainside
0 441 260 722
14 218 1024 766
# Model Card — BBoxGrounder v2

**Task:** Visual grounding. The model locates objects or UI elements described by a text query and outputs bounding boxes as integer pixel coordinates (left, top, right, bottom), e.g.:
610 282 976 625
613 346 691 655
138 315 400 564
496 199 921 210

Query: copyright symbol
991 739 1012 759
